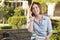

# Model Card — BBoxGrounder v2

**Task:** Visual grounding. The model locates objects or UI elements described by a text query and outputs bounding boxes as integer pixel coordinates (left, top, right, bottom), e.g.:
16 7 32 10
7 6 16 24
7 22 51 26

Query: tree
32 0 60 3
32 0 60 15
6 0 17 1
8 16 27 29
0 5 10 24
14 7 24 16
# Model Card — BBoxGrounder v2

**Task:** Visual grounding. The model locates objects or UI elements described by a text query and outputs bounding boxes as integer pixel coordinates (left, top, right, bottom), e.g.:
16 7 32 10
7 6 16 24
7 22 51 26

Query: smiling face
31 2 42 16
32 4 40 16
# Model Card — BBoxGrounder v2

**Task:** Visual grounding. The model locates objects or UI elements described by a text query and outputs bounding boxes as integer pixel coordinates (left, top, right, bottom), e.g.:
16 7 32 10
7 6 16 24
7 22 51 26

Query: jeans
33 38 35 40
31 38 35 40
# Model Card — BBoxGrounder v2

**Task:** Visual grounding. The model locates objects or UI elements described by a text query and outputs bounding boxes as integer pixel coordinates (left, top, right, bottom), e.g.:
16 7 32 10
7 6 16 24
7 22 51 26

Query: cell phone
31 13 35 16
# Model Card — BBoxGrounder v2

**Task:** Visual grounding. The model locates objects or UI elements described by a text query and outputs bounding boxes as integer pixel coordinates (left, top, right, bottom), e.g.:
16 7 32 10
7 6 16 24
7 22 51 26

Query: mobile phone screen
32 13 35 16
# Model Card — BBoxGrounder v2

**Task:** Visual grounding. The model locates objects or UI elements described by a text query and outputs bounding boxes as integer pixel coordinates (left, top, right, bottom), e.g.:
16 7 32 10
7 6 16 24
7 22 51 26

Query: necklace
35 15 42 24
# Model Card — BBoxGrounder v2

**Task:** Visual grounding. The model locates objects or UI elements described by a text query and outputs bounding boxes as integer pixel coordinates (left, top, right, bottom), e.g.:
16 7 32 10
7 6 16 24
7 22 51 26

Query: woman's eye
36 7 37 8
32 8 34 9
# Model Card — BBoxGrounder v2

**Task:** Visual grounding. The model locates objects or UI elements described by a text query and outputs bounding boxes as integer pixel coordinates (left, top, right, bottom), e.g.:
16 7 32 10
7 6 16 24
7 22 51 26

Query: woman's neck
35 15 42 24
35 15 42 19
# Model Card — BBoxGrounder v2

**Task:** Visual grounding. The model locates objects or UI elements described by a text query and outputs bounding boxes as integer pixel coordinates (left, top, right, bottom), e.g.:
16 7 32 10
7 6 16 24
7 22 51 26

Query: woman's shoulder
42 15 50 20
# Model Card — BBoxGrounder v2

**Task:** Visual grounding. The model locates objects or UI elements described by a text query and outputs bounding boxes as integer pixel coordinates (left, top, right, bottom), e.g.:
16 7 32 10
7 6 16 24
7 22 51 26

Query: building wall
54 2 60 16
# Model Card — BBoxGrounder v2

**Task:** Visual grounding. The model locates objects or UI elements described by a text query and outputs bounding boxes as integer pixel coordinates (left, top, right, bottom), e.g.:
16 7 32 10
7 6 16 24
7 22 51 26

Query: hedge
0 26 12 29
8 16 27 29
50 19 60 40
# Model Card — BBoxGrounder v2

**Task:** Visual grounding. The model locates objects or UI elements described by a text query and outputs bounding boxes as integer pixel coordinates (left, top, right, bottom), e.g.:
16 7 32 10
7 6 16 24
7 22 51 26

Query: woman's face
32 4 40 16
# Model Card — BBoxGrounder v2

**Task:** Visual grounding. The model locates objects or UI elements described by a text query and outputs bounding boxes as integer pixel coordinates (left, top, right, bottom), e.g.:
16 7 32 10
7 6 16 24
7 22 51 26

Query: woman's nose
34 8 37 11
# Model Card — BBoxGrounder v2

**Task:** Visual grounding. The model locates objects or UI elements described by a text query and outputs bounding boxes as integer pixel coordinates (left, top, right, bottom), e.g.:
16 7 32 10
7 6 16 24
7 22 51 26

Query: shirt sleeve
47 17 53 33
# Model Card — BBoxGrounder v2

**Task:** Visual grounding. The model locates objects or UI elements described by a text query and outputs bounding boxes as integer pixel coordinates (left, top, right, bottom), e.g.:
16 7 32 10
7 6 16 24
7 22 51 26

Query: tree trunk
3 17 5 24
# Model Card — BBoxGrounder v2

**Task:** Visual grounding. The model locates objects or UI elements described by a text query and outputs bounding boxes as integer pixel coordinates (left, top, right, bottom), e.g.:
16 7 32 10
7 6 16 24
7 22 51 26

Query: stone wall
0 29 32 40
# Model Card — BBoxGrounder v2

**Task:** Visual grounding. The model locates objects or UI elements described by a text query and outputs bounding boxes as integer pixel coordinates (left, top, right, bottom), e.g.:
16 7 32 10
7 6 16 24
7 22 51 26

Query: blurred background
0 0 60 40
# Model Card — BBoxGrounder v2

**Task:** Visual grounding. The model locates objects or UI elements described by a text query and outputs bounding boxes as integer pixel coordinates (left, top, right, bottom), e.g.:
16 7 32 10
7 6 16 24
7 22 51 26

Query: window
54 2 60 16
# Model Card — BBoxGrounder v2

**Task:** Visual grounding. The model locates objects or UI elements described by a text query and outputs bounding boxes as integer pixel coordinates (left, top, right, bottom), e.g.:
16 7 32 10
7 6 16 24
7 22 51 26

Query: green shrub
14 7 24 16
50 19 60 40
51 19 60 32
0 19 3 23
0 6 14 24
0 26 12 29
50 33 59 40
8 16 27 29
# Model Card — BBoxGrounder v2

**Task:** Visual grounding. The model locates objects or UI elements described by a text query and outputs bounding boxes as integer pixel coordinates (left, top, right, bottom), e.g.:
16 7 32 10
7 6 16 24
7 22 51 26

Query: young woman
28 2 53 40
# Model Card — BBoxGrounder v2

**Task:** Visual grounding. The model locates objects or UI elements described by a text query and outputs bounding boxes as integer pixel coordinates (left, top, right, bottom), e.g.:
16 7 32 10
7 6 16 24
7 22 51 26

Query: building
0 0 32 16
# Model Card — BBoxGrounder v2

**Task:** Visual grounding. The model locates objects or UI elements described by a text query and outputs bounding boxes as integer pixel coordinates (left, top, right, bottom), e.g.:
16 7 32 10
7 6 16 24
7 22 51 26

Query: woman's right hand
28 15 34 33
29 10 35 21
29 16 35 21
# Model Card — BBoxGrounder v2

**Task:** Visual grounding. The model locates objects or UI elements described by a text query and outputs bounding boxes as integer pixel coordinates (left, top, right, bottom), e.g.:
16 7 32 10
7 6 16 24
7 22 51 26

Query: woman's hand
45 32 52 40
28 16 35 33
29 16 35 21
45 36 49 40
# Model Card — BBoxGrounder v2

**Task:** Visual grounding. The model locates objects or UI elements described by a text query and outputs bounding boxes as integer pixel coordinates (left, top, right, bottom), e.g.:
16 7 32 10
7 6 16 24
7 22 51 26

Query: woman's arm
46 32 52 40
28 16 34 33
46 17 53 40
28 20 33 32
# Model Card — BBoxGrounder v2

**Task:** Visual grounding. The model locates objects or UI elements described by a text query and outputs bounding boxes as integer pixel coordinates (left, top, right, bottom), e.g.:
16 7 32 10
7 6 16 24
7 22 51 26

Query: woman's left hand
45 36 49 40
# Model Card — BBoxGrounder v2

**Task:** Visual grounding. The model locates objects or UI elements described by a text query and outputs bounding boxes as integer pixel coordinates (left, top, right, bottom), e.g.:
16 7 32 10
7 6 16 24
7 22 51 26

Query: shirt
31 15 52 40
